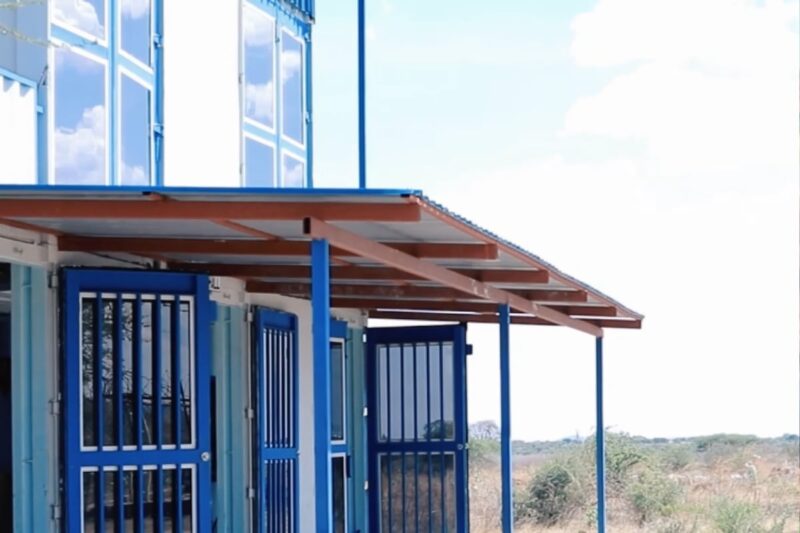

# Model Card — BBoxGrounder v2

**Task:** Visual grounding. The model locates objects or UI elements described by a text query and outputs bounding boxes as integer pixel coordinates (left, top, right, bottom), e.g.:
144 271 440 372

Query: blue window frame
330 320 351 533
61 269 213 533
50 0 161 185
241 0 311 188
367 325 470 533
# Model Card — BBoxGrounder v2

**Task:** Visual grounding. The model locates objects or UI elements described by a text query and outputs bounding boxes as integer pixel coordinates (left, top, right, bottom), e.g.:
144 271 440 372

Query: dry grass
470 438 800 533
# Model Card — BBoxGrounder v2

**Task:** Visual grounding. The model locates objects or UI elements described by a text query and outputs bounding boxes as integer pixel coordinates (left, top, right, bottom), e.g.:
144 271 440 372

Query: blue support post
595 336 606 533
499 304 513 532
312 239 333 532
357 0 367 189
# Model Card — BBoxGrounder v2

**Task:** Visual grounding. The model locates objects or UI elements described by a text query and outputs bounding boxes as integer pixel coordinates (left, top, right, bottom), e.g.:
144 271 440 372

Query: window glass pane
142 469 157 531
442 342 455 439
403 344 415 440
54 48 106 185
53 0 105 39
244 138 275 187
281 154 305 188
141 301 154 446
330 342 344 442
179 302 193 446
388 345 402 441
102 299 115 448
121 0 151 65
82 297 97 447
415 343 428 442
280 30 303 143
122 300 135 447
120 75 151 186
331 457 346 533
160 301 173 445
244 5 275 128
179 467 194 532
82 470 98 533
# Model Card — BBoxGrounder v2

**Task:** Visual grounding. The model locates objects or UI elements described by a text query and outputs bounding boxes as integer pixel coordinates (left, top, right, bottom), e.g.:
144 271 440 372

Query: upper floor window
51 0 158 186
241 0 309 188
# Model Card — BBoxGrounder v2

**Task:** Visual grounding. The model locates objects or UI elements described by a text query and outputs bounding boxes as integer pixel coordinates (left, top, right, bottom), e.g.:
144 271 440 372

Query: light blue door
62 269 213 533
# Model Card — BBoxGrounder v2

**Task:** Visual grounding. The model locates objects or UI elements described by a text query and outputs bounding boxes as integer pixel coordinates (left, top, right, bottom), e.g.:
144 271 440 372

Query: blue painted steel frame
357 0 366 189
366 324 470 532
499 304 513 532
596 336 606 533
61 269 213 533
312 239 333 532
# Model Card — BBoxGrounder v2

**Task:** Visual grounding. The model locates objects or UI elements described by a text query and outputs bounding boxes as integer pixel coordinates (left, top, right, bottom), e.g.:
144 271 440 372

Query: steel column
357 0 367 188
595 336 606 533
311 239 333 532
499 304 513 532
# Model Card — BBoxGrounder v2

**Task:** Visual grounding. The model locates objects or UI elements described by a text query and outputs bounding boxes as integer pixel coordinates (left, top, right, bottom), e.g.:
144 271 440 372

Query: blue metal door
62 269 213 533
367 325 469 533
253 309 299 533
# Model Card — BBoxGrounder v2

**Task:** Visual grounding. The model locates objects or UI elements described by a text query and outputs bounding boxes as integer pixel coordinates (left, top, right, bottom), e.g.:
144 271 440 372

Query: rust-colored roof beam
368 310 640 329
173 263 548 284
304 217 602 336
330 297 616 316
58 236 498 260
247 281 586 302
0 199 422 222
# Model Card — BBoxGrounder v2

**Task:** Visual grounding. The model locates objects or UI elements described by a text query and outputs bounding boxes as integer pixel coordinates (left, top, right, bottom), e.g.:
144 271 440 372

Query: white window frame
279 27 306 149
118 0 155 72
117 68 155 186
242 133 277 187
49 43 111 186
241 2 278 135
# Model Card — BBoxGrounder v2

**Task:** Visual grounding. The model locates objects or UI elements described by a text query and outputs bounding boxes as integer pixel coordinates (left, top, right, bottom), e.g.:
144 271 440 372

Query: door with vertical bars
61 269 213 533
253 309 299 533
367 325 470 533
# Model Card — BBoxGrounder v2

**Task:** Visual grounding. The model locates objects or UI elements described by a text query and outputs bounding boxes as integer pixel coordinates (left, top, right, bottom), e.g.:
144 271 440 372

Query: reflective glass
160 301 173 445
179 302 192 445
243 5 276 128
82 297 97 447
121 0 151 65
282 153 305 188
82 470 98 533
122 300 135 446
120 76 151 185
141 301 155 445
280 30 303 143
101 299 115 448
330 342 344 442
332 457 346 533
54 48 106 185
415 343 429 441
141 469 157 531
244 138 275 187
53 0 105 39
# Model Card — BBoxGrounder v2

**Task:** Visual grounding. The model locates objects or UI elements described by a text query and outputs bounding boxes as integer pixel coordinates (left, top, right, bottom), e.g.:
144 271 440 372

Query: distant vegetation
468 421 799 532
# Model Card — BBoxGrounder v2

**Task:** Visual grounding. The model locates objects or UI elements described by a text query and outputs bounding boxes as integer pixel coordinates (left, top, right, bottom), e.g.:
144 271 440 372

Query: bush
626 467 682 524
583 432 646 491
659 444 693 472
712 499 762 533
515 459 586 525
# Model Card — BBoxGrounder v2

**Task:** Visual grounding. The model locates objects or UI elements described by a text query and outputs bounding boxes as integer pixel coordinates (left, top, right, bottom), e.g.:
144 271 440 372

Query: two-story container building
0 1 642 531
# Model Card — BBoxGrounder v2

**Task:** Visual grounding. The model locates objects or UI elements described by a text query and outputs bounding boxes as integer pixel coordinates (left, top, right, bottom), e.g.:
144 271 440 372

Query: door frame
366 324 470 532
61 268 213 533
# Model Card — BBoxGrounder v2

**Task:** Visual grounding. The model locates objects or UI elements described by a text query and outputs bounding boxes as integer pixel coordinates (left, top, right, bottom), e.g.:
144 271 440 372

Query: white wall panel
0 76 36 184
163 2 241 187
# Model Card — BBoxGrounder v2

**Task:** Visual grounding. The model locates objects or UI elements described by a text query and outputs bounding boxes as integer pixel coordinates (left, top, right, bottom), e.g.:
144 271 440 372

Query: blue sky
313 0 800 440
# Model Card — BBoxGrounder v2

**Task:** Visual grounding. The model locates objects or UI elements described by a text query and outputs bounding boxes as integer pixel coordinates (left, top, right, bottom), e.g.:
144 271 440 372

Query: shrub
583 432 646 491
659 444 693 472
712 499 762 533
626 467 682 524
515 459 586 525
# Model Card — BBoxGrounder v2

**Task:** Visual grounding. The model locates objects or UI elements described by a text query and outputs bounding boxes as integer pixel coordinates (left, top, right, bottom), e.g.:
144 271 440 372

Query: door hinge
154 33 163 48
245 407 255 420
51 504 61 520
50 396 61 416
246 309 254 323
362 406 368 417
362 332 367 343
247 487 256 499
48 271 58 289
363 480 369 491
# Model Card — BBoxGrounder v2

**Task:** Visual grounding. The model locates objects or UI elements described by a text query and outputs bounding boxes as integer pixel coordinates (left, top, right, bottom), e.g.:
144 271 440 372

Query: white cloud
54 104 106 184
281 48 302 80
53 0 104 38
283 158 305 187
563 0 799 198
121 0 150 20
243 6 275 47
245 81 275 125
121 162 147 185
